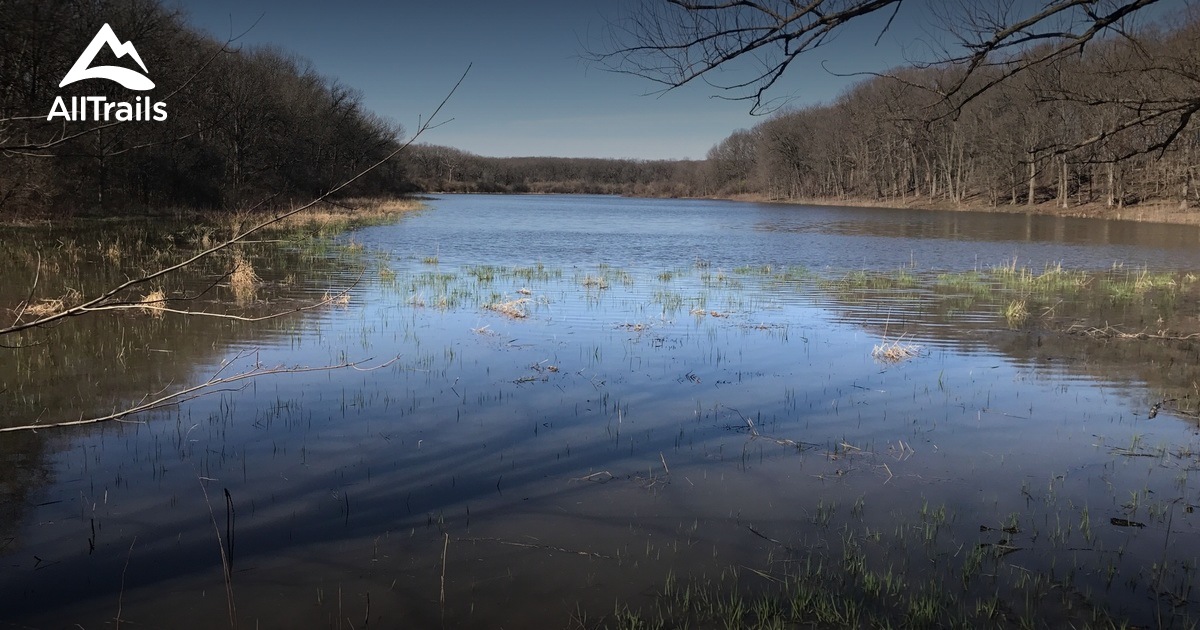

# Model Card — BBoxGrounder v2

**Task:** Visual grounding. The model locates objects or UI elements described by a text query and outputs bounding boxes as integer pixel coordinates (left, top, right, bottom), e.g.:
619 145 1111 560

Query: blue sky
173 0 936 160
171 1 1181 161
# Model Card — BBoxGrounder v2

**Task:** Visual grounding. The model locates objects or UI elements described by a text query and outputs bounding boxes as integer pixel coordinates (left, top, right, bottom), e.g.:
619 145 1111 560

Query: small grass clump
992 261 1088 296
466 265 499 283
652 289 685 313
138 289 166 317
511 263 560 282
486 297 529 319
582 275 609 290
871 337 921 363
1003 299 1029 327
774 266 812 282
21 297 67 318
17 288 82 319
229 252 261 303
828 269 918 291
1101 268 1181 302
103 240 124 264
733 264 772 275
935 270 993 296
324 290 351 307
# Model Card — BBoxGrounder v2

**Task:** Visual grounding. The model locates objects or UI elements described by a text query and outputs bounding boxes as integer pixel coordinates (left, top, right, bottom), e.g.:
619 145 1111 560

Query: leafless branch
0 64 471 338
594 0 1167 116
0 349 400 433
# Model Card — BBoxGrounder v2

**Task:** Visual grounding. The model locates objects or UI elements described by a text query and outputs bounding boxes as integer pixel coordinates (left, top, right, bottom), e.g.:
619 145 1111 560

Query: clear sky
170 0 1179 161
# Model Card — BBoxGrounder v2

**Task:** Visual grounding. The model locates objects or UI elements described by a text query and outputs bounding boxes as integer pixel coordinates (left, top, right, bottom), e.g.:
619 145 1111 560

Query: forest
2 0 1197 216
677 7 1200 211
0 0 409 215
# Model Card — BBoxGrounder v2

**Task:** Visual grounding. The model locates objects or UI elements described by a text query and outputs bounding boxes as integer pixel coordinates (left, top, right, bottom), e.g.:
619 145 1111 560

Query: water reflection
3 198 1200 627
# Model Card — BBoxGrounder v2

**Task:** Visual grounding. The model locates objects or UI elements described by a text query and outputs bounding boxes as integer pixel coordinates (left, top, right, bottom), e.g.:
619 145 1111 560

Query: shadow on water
6 197 1200 628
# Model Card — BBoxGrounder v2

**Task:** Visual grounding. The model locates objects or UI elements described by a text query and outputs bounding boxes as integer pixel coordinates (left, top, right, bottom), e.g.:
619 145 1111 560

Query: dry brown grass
229 252 260 303
1004 299 1029 327
139 289 166 317
871 338 921 363
582 275 609 289
324 290 351 307
20 288 82 318
23 298 65 318
273 198 422 232
104 240 124 264
486 297 530 319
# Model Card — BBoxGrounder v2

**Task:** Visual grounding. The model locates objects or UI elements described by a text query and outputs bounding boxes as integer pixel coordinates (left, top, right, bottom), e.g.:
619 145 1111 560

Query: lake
3 194 1200 628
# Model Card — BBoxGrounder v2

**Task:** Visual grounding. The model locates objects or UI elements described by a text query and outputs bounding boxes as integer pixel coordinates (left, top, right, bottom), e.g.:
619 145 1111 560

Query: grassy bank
0 196 424 232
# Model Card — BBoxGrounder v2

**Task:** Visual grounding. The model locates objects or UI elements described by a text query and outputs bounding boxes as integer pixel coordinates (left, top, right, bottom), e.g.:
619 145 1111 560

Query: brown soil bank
719 194 1200 226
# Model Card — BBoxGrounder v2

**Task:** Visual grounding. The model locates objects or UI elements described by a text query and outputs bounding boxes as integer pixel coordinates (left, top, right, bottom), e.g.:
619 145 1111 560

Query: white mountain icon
59 23 155 90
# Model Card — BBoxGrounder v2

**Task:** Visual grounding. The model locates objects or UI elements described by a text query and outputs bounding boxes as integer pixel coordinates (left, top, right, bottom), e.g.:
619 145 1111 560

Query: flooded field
5 195 1200 628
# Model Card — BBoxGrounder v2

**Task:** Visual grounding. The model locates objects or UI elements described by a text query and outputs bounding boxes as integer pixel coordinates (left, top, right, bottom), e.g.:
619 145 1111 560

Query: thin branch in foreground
0 350 400 433
0 64 471 338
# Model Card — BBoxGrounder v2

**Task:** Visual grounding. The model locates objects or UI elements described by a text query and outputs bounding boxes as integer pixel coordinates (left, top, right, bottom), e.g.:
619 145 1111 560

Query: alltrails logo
47 23 168 122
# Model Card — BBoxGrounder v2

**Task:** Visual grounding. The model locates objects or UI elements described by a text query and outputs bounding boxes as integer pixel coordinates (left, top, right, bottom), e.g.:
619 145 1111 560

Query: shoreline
6 191 1198 228
708 193 1200 226
0 197 424 230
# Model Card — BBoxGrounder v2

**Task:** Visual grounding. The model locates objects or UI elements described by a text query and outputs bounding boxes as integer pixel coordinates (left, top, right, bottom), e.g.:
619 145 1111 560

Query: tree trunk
1058 156 1069 209
1106 162 1115 207
1027 153 1036 206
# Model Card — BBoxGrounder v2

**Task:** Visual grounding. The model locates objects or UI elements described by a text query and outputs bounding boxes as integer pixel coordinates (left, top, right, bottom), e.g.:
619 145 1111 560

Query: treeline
703 12 1200 210
0 0 408 214
406 144 705 197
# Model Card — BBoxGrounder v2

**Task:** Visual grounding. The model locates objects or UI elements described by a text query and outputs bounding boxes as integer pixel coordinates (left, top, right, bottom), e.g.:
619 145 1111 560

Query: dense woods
687 8 1200 211
0 0 408 214
405 144 706 196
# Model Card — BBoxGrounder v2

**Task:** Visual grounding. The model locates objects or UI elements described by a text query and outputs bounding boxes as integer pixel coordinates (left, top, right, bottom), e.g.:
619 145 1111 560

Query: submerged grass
825 268 918 291
597 509 1144 630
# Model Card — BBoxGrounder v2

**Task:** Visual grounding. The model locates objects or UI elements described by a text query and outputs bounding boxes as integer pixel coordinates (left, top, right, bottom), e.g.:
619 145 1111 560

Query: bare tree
595 1 1166 114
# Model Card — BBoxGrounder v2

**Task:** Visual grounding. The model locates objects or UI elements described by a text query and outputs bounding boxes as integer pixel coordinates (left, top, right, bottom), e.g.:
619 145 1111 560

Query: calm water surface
3 195 1200 628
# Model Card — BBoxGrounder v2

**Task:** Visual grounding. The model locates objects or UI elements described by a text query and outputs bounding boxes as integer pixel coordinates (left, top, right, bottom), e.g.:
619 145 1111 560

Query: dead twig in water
200 479 236 628
458 537 610 559
1064 323 1200 341
725 405 817 451
114 536 137 630
570 471 614 483
745 524 802 553
440 532 449 624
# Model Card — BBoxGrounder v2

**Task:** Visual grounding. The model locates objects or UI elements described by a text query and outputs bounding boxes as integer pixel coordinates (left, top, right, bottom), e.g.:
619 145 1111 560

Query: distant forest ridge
2 0 1196 216
413 10 1200 213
